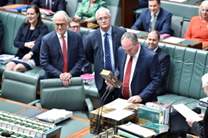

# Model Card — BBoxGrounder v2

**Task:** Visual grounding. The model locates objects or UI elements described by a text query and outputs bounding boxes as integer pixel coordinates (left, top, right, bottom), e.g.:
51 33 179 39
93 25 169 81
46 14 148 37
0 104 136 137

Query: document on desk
173 104 203 122
163 37 185 44
169 0 186 2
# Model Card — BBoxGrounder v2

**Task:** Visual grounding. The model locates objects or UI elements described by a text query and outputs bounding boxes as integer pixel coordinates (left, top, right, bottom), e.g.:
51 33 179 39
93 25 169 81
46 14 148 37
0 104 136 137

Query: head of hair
148 30 160 40
199 1 208 17
202 73 208 88
25 4 43 27
148 0 161 4
53 10 70 23
95 7 111 19
121 32 138 45
69 17 80 26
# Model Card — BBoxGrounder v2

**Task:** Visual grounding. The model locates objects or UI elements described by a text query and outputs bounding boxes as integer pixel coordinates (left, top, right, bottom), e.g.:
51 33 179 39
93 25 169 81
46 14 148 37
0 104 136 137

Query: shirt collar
56 31 67 39
151 9 160 17
153 46 159 52
100 26 112 36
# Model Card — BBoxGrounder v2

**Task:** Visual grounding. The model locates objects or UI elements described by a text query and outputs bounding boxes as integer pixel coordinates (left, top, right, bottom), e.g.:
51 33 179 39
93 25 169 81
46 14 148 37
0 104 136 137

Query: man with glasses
69 17 90 74
85 7 126 104
40 11 85 86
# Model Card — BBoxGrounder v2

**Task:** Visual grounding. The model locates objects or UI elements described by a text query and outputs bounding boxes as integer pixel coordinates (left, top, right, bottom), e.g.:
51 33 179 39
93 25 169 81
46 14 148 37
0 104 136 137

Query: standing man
147 30 170 96
114 32 161 104
131 0 173 35
68 17 90 74
30 0 66 12
40 11 85 86
85 7 126 104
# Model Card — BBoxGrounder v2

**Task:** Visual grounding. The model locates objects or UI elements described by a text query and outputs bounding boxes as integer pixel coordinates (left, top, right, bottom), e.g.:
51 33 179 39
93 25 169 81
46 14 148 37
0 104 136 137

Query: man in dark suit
30 0 66 12
147 30 170 96
40 11 85 86
0 0 14 6
69 17 90 74
114 32 161 104
85 7 126 104
131 0 173 35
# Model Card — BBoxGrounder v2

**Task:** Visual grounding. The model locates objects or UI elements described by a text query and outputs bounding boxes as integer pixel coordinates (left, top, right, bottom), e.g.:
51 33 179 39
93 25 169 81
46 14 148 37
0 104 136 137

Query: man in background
147 30 170 96
131 0 173 35
0 0 14 8
30 0 66 12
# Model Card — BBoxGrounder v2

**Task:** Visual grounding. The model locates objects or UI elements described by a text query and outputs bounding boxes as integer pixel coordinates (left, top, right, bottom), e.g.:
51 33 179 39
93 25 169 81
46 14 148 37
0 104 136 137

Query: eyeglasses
97 16 110 21
69 25 80 29
54 23 67 27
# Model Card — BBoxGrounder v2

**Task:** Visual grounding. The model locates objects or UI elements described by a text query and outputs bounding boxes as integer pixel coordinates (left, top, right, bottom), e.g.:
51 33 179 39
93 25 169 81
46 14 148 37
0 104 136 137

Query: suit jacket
40 30 85 79
85 26 126 91
131 8 173 35
115 45 161 104
155 47 170 96
30 0 66 12
0 0 14 6
0 20 3 54
14 23 48 66
192 107 208 138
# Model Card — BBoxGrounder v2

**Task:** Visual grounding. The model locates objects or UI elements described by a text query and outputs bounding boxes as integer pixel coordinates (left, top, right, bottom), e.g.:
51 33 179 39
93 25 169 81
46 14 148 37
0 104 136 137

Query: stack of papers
0 54 14 64
36 108 72 124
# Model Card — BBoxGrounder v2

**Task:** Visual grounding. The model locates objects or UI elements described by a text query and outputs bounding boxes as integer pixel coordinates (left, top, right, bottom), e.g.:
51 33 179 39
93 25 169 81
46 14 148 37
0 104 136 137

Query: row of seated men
0 1 207 138
1 0 208 50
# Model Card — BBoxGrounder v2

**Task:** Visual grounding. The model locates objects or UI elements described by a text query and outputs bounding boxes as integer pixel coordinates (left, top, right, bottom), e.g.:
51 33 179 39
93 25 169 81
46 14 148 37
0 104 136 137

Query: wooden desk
0 98 94 138
80 21 99 29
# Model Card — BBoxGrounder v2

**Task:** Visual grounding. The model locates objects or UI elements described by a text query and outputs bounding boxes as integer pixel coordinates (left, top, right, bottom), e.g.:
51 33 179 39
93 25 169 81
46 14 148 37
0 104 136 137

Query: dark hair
25 4 43 27
148 0 161 4
148 30 160 40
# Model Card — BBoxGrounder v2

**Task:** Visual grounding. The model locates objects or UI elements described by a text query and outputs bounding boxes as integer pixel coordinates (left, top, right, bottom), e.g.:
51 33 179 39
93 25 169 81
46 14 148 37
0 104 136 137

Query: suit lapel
23 24 30 42
111 26 117 55
155 8 162 30
97 29 104 60
121 51 127 81
67 30 71 60
146 11 151 30
51 31 62 56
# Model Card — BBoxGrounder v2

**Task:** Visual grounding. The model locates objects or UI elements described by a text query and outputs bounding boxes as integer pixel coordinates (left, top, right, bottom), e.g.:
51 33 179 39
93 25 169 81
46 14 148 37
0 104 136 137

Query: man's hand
128 95 142 103
186 119 195 127
59 73 72 87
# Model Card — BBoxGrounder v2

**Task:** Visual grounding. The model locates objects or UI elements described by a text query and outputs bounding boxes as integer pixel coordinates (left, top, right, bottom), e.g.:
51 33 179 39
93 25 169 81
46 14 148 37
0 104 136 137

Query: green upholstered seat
106 0 121 26
1 71 39 104
66 0 79 17
39 77 93 119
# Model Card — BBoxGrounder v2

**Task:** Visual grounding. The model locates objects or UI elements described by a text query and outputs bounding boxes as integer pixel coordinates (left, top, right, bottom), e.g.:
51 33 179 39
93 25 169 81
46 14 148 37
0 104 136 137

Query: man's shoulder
160 8 172 16
43 31 56 39
157 47 170 57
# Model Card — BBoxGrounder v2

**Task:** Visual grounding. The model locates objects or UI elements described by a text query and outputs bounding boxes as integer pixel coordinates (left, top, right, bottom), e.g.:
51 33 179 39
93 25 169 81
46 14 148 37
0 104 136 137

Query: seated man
131 0 173 35
0 0 14 6
114 32 161 104
147 30 170 95
68 17 90 74
30 0 66 12
40 11 85 86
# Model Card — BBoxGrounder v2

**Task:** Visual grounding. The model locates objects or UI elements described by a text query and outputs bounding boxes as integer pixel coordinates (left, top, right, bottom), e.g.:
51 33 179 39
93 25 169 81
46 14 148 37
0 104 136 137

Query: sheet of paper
169 0 186 2
126 28 140 34
173 104 203 122
103 109 134 121
163 37 185 43
104 98 131 110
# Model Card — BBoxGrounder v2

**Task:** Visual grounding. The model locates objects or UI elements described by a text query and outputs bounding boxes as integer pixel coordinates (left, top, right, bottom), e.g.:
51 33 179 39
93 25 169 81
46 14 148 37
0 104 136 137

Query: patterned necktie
122 56 133 99
46 0 51 9
62 35 68 72
152 14 156 31
104 33 112 71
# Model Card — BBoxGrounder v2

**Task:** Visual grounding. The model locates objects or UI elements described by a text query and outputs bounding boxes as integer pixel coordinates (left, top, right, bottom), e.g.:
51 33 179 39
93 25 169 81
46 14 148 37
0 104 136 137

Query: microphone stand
94 86 114 134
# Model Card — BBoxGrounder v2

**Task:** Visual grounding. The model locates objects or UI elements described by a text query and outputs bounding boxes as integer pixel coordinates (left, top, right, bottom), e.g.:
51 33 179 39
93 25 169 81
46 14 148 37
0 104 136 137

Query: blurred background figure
30 0 66 12
186 73 208 138
5 5 48 72
0 0 14 9
184 1 208 50
75 0 106 23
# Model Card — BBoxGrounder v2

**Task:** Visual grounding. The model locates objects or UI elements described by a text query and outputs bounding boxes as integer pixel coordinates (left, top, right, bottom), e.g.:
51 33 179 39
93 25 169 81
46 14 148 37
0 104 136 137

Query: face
54 16 68 35
200 6 208 20
27 8 39 24
148 0 161 15
202 85 208 96
69 21 80 33
122 38 139 57
147 32 159 50
97 10 111 32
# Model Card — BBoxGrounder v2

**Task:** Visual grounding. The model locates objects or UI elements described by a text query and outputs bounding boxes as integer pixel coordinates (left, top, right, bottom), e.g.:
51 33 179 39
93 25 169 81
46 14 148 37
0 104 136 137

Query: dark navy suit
40 30 85 79
115 45 161 104
85 26 126 104
30 0 66 12
0 0 14 6
14 23 48 66
155 47 170 96
131 8 173 35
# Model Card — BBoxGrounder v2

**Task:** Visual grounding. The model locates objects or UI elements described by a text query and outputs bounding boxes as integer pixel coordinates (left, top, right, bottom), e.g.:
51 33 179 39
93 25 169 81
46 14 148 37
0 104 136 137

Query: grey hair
202 73 208 87
121 32 138 45
95 7 111 19
53 10 70 22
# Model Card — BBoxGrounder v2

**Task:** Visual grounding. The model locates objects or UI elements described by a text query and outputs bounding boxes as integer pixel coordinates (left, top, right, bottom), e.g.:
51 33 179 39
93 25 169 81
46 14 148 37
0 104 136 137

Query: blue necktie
104 33 112 71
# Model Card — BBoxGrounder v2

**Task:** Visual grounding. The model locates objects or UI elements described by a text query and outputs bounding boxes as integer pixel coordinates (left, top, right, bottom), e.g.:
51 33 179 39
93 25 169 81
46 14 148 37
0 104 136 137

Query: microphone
94 85 115 134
